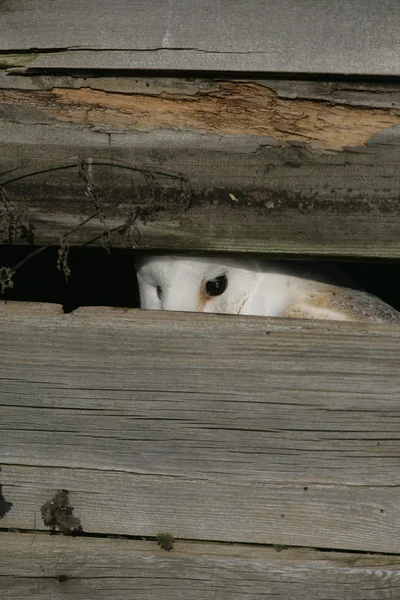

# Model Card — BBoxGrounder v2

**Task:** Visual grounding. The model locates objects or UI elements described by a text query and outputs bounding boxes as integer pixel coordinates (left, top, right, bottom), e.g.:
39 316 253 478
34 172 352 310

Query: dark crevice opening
0 245 399 315
1 526 400 557
0 246 139 313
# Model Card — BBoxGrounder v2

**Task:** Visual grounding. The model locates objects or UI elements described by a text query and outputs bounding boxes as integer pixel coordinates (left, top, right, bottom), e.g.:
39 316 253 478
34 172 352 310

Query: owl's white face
136 255 263 315
136 254 400 323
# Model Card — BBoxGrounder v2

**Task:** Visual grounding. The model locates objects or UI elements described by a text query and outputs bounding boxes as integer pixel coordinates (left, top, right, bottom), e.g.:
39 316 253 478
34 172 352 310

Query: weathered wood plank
1 303 400 552
3 463 400 553
1 0 400 75
1 532 400 600
1 75 400 257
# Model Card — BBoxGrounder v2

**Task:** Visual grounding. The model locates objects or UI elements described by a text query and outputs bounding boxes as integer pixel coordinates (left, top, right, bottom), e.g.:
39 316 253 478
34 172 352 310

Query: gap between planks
1 532 400 600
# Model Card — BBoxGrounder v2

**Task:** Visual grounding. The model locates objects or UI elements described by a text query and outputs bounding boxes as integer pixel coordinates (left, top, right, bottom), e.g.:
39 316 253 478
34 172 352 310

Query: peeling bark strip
1 82 400 150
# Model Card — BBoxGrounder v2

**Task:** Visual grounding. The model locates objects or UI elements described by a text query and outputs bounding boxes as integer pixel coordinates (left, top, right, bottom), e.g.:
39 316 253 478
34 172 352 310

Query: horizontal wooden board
1 533 400 600
1 75 400 257
1 303 400 552
1 0 400 75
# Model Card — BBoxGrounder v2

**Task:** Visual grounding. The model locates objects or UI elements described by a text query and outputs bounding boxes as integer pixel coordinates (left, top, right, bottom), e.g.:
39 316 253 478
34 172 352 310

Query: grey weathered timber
1 74 400 257
1 533 400 600
1 302 400 553
1 0 400 75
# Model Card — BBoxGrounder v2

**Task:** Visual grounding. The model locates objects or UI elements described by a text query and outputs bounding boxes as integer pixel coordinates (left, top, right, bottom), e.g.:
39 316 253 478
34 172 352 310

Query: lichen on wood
41 490 83 535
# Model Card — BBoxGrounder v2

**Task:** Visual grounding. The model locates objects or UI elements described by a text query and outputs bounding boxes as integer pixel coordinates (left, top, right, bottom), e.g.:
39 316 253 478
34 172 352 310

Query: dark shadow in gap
0 246 399 314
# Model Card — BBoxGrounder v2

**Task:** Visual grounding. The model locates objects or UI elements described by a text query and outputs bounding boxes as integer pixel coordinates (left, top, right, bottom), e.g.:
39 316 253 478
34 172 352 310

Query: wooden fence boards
1 74 400 257
1 303 400 553
2 464 400 553
1 533 400 600
1 1 400 75
2 2 400 595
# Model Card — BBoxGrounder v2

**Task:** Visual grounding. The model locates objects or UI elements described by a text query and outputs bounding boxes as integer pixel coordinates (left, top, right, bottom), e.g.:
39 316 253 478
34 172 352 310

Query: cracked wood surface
1 303 400 553
3 81 400 150
1 533 400 600
1 74 400 257
1 0 400 75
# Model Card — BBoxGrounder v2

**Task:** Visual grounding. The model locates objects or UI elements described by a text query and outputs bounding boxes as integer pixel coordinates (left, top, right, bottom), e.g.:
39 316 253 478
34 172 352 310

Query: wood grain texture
1 532 400 600
1 75 400 257
1 0 400 75
3 81 400 150
1 303 400 552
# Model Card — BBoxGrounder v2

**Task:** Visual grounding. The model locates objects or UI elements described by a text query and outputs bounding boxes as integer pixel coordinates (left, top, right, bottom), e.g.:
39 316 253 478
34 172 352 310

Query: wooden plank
1 0 400 75
1 74 400 257
1 533 400 600
1 303 400 552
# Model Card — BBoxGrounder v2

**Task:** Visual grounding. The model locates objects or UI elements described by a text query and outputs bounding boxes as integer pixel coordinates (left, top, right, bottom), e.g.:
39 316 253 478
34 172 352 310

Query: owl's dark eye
156 285 162 300
205 275 228 297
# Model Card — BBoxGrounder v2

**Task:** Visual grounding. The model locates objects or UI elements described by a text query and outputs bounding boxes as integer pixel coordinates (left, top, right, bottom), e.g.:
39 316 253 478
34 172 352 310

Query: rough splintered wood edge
47 80 399 149
2 80 400 150
2 70 400 110
1 532 400 600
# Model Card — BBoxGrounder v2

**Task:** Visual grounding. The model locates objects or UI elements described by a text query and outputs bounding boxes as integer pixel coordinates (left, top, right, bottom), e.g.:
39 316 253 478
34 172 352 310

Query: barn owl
136 255 400 323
